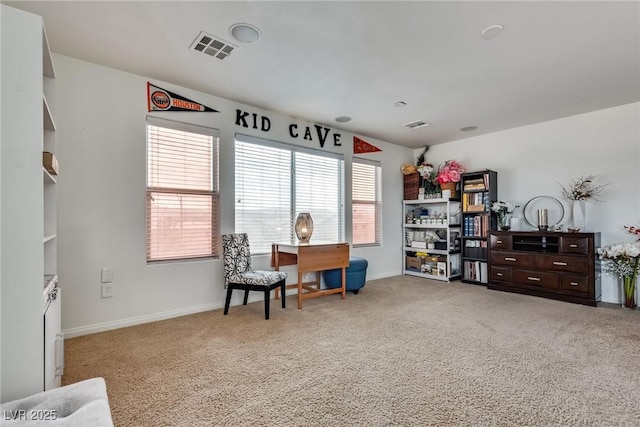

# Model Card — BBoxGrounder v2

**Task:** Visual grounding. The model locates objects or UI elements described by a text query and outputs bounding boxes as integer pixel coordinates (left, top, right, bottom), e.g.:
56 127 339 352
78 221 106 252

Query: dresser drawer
490 251 534 268
490 234 512 250
513 269 560 290
535 254 588 274
490 266 512 283
560 237 589 255
561 274 590 294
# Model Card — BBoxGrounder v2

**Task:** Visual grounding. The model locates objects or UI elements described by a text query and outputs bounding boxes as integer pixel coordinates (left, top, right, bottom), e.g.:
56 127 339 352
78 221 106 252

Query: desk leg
341 267 346 300
274 248 280 300
297 272 303 309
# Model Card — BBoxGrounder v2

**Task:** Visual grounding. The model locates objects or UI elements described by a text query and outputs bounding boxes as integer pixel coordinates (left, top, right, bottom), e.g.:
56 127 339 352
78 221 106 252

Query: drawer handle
496 240 503 244
527 276 541 281
569 244 578 248
497 272 503 277
504 257 517 262
570 282 579 286
553 261 568 266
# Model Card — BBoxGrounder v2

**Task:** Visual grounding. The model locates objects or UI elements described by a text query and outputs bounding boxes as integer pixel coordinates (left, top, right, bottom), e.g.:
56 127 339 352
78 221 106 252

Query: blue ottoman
323 257 368 294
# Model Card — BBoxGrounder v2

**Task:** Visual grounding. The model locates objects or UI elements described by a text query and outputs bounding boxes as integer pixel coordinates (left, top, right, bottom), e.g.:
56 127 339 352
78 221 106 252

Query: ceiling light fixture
335 116 352 123
481 24 504 39
229 23 261 44
460 126 478 131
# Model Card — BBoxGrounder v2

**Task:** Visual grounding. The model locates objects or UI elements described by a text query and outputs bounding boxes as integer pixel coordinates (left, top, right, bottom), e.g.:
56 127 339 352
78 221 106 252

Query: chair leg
264 290 270 320
280 280 286 309
224 286 233 315
243 289 249 305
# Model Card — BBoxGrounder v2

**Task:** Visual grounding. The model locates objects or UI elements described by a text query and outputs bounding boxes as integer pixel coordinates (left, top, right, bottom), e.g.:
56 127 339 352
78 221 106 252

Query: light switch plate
101 268 113 283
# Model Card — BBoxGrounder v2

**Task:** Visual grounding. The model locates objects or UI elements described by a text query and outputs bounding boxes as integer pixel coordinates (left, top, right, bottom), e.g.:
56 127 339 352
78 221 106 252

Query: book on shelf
463 215 490 237
462 192 490 212
463 260 488 283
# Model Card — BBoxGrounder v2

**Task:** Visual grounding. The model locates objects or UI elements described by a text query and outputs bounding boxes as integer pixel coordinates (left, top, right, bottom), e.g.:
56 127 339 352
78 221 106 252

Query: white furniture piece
1 4 61 402
0 377 114 427
403 198 462 282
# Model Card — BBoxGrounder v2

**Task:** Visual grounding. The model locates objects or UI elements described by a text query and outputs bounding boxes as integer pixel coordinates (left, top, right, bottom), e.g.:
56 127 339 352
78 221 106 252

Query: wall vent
403 120 429 129
190 31 236 60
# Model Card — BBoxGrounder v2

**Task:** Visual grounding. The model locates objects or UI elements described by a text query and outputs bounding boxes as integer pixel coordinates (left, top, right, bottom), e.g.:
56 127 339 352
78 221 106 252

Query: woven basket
403 173 420 200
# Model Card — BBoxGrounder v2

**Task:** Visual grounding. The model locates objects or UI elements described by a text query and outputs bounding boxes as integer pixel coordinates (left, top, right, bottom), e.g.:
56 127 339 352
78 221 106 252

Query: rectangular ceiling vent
403 120 429 129
190 31 235 60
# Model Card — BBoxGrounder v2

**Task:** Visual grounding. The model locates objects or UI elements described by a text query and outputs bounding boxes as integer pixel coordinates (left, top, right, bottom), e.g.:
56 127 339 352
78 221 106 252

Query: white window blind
235 134 344 254
352 158 382 246
146 117 220 262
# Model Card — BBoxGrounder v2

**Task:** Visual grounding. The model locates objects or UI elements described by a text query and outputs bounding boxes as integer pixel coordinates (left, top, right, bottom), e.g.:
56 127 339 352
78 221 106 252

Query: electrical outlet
101 284 113 298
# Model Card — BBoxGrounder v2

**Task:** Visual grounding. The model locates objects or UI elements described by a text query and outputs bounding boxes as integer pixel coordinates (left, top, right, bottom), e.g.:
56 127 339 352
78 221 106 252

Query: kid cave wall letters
236 109 342 148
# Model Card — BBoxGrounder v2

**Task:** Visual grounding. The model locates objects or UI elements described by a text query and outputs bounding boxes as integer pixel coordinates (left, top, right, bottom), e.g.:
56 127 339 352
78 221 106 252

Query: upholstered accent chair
222 233 287 319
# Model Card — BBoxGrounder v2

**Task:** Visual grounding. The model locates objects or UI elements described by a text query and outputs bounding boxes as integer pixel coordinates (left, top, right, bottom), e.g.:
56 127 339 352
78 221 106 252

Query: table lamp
295 213 314 243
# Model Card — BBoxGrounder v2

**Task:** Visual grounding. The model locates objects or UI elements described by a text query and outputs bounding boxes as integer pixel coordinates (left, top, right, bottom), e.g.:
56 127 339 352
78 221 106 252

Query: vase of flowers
598 228 640 309
491 201 519 231
417 162 439 196
559 175 608 232
436 160 465 198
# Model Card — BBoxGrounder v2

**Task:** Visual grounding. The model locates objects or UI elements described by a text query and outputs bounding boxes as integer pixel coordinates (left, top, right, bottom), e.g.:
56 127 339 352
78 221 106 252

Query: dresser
488 231 601 306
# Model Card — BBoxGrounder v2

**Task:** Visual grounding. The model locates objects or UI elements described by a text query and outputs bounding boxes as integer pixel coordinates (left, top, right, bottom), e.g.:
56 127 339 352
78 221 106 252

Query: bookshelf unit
1 5 62 401
460 170 497 285
402 198 462 282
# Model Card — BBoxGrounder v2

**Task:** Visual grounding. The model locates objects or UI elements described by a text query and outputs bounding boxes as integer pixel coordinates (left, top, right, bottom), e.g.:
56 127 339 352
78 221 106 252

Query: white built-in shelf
42 26 55 78
43 96 56 131
43 234 57 244
43 167 57 184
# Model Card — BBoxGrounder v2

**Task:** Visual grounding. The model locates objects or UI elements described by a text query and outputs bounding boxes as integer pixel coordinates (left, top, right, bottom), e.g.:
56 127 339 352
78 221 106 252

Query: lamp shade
294 213 314 243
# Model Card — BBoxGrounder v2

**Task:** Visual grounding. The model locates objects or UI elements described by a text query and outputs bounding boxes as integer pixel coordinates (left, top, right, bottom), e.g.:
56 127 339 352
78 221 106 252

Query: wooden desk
271 241 350 309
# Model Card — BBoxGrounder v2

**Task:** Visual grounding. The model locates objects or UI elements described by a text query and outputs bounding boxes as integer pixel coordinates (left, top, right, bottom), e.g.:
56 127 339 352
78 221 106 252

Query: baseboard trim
62 302 223 338
63 272 398 338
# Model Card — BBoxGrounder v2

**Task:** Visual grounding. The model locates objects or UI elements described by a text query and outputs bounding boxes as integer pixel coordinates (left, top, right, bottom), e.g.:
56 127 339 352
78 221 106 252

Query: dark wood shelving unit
460 170 497 284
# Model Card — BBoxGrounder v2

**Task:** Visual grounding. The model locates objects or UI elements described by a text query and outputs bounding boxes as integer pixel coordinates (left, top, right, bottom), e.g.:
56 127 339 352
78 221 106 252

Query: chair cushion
227 270 287 286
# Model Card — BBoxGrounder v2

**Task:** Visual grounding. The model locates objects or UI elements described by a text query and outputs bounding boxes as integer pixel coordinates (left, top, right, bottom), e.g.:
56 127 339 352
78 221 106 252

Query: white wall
54 54 413 337
422 102 640 303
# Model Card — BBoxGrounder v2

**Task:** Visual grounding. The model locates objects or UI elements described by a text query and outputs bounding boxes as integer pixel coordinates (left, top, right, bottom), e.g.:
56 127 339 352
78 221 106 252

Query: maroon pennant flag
147 82 219 112
354 136 382 154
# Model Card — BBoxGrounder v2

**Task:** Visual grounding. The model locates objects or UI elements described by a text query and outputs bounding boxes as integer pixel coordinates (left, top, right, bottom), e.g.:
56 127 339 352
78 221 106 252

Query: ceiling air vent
403 120 429 129
190 31 235 60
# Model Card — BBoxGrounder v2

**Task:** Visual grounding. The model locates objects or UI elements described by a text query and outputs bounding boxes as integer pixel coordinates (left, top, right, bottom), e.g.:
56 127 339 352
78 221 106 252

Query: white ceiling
5 1 640 148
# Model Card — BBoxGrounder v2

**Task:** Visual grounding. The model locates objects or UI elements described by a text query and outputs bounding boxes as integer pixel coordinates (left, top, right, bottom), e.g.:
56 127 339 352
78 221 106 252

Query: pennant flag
147 82 219 112
354 136 382 154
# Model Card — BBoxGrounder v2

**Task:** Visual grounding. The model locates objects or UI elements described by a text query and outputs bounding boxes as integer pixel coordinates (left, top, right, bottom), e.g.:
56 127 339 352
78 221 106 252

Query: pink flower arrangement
436 160 465 183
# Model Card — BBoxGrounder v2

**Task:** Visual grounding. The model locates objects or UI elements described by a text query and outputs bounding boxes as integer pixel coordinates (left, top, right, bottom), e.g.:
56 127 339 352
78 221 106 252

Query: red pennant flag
147 82 219 112
354 136 382 154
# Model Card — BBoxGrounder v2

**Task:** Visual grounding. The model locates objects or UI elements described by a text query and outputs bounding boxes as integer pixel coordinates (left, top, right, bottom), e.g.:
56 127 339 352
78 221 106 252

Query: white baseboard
63 272 397 338
63 302 223 338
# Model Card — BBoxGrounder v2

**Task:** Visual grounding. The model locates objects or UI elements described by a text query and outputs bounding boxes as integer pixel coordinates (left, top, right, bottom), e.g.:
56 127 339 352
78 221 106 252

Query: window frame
234 133 345 254
352 156 382 247
146 116 220 263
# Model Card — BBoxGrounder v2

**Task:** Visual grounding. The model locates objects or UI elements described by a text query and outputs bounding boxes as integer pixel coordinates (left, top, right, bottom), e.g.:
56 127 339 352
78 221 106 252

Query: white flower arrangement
598 242 640 278
491 200 518 215
559 175 609 201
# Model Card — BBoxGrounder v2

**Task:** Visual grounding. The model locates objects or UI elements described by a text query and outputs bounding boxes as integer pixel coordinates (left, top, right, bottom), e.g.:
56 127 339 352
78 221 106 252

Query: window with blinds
146 117 220 262
352 158 382 246
235 134 345 254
